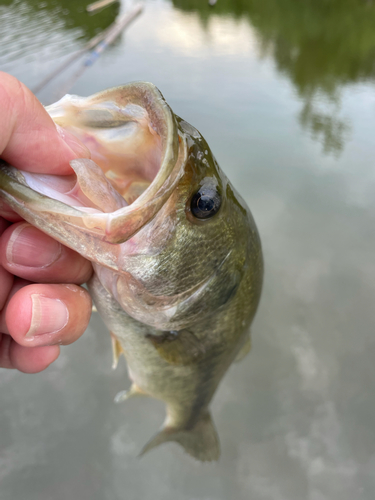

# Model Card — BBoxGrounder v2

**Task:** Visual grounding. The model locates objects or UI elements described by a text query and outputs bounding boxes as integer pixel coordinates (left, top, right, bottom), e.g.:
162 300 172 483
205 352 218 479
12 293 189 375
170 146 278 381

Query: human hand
0 72 93 373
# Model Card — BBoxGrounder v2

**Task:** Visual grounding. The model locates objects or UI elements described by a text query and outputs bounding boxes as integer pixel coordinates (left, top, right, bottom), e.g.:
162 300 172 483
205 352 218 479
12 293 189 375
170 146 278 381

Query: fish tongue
69 158 127 213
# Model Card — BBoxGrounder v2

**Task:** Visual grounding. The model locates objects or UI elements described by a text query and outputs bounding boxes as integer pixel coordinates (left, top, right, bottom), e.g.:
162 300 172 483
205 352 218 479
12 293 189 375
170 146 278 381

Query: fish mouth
0 82 187 245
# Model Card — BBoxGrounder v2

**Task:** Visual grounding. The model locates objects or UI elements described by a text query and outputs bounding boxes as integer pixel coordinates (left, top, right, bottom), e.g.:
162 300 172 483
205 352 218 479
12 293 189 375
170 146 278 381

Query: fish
0 82 263 461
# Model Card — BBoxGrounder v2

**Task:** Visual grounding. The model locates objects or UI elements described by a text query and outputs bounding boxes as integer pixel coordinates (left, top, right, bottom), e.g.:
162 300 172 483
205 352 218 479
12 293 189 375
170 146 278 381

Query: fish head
0 83 263 332
97 116 263 331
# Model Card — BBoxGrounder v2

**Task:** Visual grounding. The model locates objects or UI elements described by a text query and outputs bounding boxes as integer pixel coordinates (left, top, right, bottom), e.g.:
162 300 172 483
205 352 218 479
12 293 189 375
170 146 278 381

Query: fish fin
145 329 206 366
111 332 124 370
139 411 220 461
235 333 251 363
114 384 146 403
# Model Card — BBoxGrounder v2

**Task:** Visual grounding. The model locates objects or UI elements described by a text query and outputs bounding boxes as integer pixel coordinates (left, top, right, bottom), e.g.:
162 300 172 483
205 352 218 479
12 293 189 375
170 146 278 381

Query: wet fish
0 82 263 461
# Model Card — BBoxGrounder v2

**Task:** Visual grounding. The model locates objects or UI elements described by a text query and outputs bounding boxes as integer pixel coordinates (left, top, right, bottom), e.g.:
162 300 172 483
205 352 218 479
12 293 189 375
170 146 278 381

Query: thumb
0 72 89 175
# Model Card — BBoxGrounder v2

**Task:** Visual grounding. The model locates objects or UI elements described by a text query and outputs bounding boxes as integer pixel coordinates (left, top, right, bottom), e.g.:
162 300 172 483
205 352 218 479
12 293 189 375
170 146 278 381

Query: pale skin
0 72 93 373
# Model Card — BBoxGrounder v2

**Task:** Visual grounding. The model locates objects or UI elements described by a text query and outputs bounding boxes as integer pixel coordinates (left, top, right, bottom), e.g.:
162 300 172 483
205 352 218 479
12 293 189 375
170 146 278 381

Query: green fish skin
0 82 263 461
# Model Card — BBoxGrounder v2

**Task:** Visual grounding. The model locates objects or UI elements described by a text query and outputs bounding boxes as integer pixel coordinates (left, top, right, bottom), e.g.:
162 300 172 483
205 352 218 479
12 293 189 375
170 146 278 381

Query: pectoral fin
111 332 124 370
114 383 147 403
146 329 205 366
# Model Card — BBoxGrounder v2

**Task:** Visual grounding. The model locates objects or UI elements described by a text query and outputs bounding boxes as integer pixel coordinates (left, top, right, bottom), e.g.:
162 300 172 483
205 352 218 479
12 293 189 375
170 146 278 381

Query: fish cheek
146 329 206 366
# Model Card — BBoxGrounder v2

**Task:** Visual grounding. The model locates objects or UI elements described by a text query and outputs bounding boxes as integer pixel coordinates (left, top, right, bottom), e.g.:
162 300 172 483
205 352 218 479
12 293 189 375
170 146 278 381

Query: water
1 0 375 498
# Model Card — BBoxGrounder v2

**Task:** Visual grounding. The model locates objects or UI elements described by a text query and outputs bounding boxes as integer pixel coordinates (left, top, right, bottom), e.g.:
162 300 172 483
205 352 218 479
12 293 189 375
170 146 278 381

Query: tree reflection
299 98 350 156
173 0 375 154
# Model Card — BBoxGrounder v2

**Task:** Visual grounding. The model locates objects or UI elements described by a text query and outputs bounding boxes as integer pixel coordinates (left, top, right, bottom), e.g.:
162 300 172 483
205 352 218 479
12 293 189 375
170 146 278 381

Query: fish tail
139 410 220 461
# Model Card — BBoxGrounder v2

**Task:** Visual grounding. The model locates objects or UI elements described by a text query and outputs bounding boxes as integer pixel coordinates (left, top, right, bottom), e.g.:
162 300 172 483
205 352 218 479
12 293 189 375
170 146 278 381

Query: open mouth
46 90 166 209
1 83 187 244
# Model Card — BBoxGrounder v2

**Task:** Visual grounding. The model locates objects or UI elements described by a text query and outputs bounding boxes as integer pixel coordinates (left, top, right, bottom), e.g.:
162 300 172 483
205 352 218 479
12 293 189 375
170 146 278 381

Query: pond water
1 0 375 499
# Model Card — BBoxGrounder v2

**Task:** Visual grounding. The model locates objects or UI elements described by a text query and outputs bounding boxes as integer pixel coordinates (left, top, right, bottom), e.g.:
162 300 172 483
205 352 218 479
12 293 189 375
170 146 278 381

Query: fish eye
190 187 221 219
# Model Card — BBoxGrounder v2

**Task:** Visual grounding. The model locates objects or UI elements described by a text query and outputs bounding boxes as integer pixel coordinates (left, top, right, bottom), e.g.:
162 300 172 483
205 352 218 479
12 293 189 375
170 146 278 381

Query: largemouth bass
0 82 263 461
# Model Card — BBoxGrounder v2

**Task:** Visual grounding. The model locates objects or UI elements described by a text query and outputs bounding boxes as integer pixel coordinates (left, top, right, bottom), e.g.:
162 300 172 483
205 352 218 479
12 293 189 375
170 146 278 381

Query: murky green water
2 0 375 498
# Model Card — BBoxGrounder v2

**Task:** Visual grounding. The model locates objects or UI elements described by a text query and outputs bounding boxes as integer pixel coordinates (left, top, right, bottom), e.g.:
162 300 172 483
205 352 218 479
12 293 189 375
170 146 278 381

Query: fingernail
56 125 91 158
6 223 61 268
26 295 69 338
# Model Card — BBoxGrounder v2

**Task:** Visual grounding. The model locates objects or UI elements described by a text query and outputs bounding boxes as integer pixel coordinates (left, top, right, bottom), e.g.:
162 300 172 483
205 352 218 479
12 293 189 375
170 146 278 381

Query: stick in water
53 3 144 99
87 0 119 13
32 28 111 95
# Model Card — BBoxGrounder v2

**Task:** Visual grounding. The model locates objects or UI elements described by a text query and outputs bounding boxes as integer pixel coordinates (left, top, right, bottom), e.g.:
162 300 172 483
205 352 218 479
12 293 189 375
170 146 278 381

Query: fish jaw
0 83 190 270
46 82 181 221
0 82 185 246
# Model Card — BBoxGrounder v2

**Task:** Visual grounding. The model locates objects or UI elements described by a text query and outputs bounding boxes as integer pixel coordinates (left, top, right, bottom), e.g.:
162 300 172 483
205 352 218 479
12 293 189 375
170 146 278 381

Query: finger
0 278 32 334
0 217 9 235
0 72 89 173
10 342 60 373
0 201 23 222
0 222 92 284
0 266 13 311
5 283 92 347
0 333 13 369
0 333 60 373
0 217 14 310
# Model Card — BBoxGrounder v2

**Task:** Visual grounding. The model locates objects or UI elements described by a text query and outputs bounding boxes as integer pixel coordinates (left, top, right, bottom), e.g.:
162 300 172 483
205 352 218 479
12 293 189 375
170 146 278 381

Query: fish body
0 83 263 460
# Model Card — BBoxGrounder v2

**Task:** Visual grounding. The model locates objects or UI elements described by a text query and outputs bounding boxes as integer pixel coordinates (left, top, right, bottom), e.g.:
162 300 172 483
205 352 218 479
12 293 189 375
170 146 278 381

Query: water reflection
299 98 351 155
0 0 118 84
1 0 119 40
2 0 375 152
173 0 375 154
